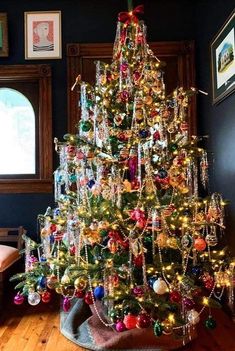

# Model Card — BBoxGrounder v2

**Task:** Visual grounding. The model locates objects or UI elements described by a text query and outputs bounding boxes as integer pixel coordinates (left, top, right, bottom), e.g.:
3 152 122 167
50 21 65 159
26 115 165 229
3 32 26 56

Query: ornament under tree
11 2 235 350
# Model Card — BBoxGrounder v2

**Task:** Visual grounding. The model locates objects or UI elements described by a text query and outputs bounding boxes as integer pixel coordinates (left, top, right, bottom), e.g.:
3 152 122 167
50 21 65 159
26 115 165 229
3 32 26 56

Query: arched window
0 88 35 175
0 64 52 193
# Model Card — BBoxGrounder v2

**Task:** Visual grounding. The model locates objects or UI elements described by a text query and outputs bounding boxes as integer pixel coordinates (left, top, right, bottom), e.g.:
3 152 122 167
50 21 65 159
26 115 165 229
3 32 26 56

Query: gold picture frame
0 13 9 57
24 11 62 60
211 9 235 104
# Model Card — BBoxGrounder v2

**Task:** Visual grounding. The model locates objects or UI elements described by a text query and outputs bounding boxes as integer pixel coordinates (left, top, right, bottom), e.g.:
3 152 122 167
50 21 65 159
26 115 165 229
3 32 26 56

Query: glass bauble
28 292 41 306
187 309 200 325
153 278 168 295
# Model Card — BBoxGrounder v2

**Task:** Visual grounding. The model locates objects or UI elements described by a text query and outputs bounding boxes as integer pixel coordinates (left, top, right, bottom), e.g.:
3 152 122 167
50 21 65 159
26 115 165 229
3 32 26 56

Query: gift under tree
12 2 234 350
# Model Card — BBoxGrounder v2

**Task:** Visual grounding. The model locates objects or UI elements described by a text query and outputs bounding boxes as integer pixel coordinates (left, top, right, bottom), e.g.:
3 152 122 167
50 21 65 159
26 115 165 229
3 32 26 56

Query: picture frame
211 9 235 104
24 11 62 60
0 13 9 57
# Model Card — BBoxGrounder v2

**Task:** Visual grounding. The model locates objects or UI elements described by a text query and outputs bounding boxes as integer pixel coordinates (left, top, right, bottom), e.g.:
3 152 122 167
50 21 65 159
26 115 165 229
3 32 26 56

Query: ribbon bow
118 4 144 24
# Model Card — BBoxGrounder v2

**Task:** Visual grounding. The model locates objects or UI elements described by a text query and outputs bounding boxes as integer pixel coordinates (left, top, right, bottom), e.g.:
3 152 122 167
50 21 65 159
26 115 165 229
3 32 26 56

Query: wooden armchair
0 226 26 306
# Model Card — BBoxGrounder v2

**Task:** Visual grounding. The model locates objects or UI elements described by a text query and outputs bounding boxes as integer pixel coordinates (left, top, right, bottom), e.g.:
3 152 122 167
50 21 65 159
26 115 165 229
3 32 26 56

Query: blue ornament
148 276 157 288
54 208 60 216
69 174 77 183
191 266 201 276
157 169 168 179
94 285 104 300
50 235 55 244
87 179 96 188
38 276 47 288
139 130 149 138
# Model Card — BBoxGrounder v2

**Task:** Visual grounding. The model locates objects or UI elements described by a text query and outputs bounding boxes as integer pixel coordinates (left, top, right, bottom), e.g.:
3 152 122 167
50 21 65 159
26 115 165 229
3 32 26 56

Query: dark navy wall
195 1 235 253
1 0 235 250
0 0 195 240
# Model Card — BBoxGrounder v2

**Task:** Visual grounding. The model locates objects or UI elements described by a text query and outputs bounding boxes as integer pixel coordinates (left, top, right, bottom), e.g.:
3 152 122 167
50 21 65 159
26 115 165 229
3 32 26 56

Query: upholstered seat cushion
0 245 20 272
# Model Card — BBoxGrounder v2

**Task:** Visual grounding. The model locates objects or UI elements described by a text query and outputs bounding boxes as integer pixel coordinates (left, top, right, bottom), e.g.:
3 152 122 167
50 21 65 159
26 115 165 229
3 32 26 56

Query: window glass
0 88 35 175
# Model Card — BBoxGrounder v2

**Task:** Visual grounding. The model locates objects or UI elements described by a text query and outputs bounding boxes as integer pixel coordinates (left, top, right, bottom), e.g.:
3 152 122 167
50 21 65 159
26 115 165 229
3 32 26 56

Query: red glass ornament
136 312 152 328
131 179 140 190
169 290 182 303
205 279 214 290
69 245 76 255
133 254 143 268
136 218 147 229
41 291 51 303
84 291 93 305
50 224 57 233
194 238 207 251
153 130 161 141
133 71 141 81
180 122 188 131
75 289 85 298
123 314 137 329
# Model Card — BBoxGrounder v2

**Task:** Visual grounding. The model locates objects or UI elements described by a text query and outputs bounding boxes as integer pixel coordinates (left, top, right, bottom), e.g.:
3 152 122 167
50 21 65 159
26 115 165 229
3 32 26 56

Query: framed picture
211 9 235 104
0 13 8 57
24 11 62 60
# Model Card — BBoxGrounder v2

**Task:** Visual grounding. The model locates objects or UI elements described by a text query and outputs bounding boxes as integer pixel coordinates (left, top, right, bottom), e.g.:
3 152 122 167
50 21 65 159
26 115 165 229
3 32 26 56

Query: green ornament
100 229 108 237
109 135 118 143
168 143 178 152
86 99 93 108
205 316 217 329
80 120 92 132
154 321 163 337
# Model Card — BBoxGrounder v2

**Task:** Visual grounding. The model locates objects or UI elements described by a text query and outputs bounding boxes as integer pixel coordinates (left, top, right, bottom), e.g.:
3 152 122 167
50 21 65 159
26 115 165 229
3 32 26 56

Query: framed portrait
24 11 62 60
0 13 9 57
211 9 235 104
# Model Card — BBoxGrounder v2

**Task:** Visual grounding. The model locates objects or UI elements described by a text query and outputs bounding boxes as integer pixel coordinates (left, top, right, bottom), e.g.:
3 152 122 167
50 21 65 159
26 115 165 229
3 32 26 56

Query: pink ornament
63 297 71 312
120 90 129 102
182 297 195 310
120 63 128 72
14 293 24 305
132 286 144 297
76 151 85 160
115 321 126 332
194 238 207 251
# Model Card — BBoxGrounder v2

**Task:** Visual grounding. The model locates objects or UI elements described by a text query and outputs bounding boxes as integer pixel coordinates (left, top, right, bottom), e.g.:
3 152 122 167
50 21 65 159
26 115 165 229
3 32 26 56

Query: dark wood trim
0 64 53 193
67 41 196 136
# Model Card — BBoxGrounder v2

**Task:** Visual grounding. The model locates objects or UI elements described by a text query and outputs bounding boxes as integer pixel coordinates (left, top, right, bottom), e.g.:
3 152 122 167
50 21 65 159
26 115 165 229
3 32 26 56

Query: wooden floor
1 289 235 351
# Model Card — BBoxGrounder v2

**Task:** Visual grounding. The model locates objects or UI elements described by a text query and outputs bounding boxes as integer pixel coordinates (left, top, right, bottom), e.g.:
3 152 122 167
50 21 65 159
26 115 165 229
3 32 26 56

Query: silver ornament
187 309 200 325
28 292 41 306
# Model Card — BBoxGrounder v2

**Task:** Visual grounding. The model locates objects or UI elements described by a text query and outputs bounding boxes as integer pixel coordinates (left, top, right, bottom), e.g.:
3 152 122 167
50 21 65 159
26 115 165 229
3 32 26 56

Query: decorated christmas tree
12 2 234 350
